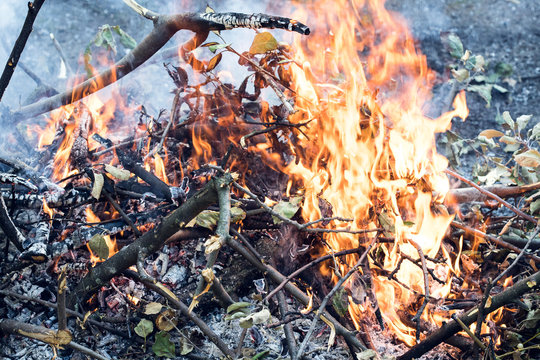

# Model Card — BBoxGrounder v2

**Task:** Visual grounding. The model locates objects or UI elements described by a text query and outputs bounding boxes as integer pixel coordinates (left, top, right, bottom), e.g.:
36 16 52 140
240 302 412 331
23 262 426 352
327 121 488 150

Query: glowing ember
285 0 469 344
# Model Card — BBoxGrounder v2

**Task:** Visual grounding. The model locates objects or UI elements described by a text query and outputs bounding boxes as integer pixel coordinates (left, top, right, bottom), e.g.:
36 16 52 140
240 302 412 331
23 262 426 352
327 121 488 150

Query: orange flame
285 0 468 345
85 208 118 266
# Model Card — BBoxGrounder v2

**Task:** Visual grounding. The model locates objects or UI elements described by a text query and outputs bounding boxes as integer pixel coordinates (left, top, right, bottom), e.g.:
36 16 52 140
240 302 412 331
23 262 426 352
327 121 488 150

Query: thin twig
410 241 430 344
295 238 377 360
264 247 370 302
0 0 46 100
451 221 540 263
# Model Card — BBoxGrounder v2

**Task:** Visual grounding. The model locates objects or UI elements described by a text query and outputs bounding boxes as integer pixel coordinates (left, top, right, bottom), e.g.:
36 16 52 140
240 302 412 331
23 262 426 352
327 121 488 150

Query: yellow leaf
206 52 222 72
156 309 177 331
91 172 104 199
145 302 163 315
249 32 278 55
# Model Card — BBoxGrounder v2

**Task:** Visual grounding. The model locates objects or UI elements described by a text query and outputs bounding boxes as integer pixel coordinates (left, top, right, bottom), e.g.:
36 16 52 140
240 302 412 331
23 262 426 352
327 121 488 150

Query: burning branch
12 3 309 120
397 269 540 360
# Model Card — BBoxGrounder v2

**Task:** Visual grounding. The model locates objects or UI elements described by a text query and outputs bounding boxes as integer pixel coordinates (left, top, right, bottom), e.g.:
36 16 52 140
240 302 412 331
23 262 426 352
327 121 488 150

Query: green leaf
494 62 513 78
227 302 251 314
514 149 540 168
208 43 231 53
451 68 469 82
272 199 301 224
112 25 137 49
530 198 540 214
252 350 271 360
195 210 219 230
332 287 349 317
134 319 153 338
249 32 278 55
467 84 492 107
516 114 533 132
152 331 175 358
446 33 464 59
88 234 109 261
99 25 116 53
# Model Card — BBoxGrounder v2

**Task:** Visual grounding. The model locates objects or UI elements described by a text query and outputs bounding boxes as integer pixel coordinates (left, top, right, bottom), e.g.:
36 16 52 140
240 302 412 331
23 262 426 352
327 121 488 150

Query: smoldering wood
68 174 231 307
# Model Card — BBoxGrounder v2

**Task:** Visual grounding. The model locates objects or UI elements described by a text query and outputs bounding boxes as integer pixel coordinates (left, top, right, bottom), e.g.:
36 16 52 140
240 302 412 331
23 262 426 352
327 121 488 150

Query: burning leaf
451 68 469 82
152 331 175 358
195 210 219 230
271 197 302 224
104 164 130 180
514 149 540 168
156 309 177 331
204 235 222 254
478 129 504 139
249 32 278 55
88 234 109 261
144 302 163 315
91 173 104 199
378 212 395 236
206 52 222 72
134 319 153 338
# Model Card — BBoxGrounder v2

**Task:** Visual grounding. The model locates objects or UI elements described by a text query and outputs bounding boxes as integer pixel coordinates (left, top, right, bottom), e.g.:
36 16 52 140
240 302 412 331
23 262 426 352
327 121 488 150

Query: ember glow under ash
285 0 469 344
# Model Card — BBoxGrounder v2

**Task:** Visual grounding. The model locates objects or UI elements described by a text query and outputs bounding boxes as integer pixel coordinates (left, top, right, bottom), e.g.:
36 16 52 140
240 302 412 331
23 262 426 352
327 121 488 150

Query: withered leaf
206 52 222 72
195 210 219 230
156 309 177 331
514 149 540 168
249 32 278 55
91 172 104 199
88 234 109 260
104 164 130 180
144 302 163 315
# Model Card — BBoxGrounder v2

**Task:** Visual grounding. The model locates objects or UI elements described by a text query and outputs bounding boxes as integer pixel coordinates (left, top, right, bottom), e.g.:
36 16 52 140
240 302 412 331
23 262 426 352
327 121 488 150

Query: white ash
162 264 187 285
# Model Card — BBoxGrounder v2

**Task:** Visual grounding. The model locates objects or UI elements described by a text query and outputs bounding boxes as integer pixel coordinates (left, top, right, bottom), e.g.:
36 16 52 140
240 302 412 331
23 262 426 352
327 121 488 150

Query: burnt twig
0 196 25 252
295 238 376 360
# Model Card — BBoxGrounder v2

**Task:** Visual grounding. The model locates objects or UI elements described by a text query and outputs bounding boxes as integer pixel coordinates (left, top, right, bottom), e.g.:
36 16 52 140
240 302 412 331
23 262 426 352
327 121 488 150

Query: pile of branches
0 1 539 360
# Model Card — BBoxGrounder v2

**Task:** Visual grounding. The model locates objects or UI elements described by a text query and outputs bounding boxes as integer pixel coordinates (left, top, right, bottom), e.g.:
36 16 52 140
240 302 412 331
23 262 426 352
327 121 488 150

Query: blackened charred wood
0 196 25 252
20 221 50 262
0 172 38 192
68 174 232 307
1 187 89 209
398 270 540 360
0 0 47 100
120 153 172 201
49 207 167 258
13 11 308 120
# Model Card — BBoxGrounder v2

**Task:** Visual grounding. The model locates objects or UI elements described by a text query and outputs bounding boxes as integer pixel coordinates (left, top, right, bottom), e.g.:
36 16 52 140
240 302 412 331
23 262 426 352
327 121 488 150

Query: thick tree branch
0 0 46 101
13 10 309 120
68 174 234 307
397 269 540 360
